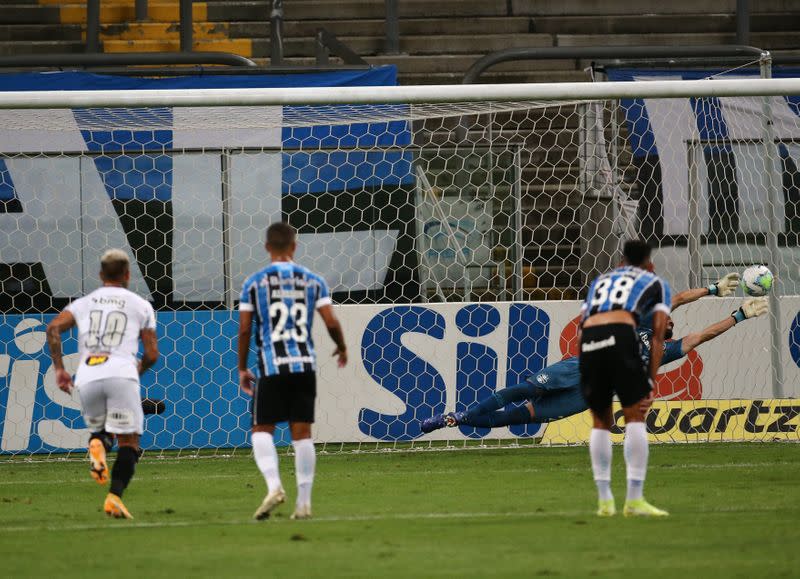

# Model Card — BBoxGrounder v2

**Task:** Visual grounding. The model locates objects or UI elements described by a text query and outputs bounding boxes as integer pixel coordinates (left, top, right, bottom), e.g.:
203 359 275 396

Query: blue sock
463 383 536 421
460 405 533 428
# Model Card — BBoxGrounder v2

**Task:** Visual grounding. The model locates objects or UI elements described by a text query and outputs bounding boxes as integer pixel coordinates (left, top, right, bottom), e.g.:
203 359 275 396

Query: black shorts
252 372 316 425
579 324 651 413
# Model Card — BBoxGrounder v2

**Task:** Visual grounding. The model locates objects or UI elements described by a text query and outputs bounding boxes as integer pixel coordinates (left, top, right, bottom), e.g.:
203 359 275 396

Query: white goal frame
1 77 799 456
2 77 800 108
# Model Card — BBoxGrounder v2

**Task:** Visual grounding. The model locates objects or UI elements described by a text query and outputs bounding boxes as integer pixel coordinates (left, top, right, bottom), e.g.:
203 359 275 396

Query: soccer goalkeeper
421 274 767 433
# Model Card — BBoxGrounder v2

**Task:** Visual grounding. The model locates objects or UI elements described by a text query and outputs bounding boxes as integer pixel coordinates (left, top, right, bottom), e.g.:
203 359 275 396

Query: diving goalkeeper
421 274 768 433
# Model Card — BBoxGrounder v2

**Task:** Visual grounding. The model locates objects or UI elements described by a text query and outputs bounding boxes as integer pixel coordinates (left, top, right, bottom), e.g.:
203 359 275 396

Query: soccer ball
741 265 773 297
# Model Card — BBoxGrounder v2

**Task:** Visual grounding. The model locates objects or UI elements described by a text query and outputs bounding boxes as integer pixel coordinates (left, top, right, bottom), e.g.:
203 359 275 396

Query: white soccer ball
741 265 774 297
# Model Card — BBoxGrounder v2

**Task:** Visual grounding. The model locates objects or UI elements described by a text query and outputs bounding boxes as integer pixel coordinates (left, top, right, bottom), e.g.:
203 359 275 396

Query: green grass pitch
1 443 798 578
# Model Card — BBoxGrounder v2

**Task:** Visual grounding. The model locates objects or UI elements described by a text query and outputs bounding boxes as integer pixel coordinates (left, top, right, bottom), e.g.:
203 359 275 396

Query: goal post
1 76 800 457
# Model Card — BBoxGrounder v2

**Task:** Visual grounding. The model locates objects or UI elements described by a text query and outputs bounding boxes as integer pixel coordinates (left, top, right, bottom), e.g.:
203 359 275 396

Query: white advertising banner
314 298 800 443
2 298 798 453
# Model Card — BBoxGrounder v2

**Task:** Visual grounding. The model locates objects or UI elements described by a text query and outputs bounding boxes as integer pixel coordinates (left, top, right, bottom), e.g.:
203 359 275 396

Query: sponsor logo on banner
358 303 550 441
541 400 800 444
0 317 87 452
0 312 251 454
790 311 800 368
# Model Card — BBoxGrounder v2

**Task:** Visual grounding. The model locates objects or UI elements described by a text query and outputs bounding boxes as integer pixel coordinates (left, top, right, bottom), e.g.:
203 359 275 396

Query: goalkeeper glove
731 297 769 324
708 272 740 297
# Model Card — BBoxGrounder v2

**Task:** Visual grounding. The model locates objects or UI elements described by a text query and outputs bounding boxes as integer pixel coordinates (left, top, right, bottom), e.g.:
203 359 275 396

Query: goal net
1 77 799 457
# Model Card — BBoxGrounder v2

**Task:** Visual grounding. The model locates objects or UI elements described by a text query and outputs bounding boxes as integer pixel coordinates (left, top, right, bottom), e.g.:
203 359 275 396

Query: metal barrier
315 28 368 66
180 0 192 52
86 0 100 53
83 0 374 67
271 0 284 65
462 45 768 84
385 0 400 55
737 0 750 45
136 0 148 22
0 52 258 69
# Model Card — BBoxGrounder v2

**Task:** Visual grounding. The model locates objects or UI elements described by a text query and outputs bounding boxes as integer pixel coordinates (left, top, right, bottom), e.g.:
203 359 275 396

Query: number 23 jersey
580 265 671 323
239 261 331 376
65 286 156 386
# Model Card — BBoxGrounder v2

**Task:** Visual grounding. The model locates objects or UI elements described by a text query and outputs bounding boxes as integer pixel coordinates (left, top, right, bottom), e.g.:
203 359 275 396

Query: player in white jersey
46 249 159 519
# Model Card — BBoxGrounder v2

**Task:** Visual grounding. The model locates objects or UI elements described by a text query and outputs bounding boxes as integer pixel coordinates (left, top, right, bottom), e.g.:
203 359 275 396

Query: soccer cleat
290 504 313 520
623 498 669 518
103 493 133 519
89 438 109 485
253 489 286 520
420 412 466 433
596 499 616 517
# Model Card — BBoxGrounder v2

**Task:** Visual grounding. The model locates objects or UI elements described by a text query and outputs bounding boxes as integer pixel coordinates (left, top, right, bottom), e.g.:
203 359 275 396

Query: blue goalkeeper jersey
581 266 672 324
526 356 581 393
525 335 685 396
239 261 332 377
638 329 685 367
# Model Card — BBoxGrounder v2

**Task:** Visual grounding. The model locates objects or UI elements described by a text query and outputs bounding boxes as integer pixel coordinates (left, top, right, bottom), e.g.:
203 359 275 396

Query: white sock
252 431 282 493
292 438 316 507
624 421 648 501
589 428 613 501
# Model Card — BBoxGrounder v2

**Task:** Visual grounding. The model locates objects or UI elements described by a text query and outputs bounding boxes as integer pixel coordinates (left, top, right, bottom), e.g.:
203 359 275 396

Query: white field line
0 504 794 534
0 461 794 486
3 440 796 465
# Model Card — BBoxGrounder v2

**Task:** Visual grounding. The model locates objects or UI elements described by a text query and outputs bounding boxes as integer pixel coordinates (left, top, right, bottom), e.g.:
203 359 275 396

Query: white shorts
77 377 144 435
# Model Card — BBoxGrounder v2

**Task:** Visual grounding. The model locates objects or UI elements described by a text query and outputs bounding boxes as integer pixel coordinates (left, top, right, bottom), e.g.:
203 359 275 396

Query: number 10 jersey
239 261 332 376
65 286 157 386
580 265 671 324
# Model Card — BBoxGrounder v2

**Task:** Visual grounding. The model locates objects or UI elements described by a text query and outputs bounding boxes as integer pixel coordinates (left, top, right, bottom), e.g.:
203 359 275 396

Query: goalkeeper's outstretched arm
679 297 768 354
671 272 740 310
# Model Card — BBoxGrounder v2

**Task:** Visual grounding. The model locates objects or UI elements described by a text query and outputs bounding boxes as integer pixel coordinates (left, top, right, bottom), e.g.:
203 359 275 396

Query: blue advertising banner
0 312 275 454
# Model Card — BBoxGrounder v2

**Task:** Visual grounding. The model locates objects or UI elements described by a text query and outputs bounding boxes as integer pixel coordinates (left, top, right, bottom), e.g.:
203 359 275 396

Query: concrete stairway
4 1 797 79
0 1 270 56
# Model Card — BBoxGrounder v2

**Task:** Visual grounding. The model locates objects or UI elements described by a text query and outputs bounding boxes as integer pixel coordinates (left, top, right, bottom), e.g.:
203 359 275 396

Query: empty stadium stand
1 0 798 300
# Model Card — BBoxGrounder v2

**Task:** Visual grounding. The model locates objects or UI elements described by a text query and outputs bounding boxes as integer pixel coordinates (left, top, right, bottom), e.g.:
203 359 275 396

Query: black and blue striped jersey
580 266 671 324
239 261 331 376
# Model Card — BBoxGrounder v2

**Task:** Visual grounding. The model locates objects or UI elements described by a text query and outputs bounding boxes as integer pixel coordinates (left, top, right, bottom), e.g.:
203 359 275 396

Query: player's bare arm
46 309 76 393
318 304 347 367
671 272 739 310
138 328 159 375
237 309 256 396
680 297 769 354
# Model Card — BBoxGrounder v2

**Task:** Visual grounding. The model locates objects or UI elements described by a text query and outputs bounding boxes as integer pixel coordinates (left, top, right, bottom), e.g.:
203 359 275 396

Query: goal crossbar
1 77 800 109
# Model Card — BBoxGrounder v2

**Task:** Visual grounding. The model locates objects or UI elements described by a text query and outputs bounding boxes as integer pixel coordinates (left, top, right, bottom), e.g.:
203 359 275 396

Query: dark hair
266 221 296 252
100 248 130 282
622 239 652 267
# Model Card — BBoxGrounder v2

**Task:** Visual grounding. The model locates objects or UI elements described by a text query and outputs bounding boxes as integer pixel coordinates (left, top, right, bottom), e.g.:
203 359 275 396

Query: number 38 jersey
580 266 672 324
239 261 331 376
65 286 156 386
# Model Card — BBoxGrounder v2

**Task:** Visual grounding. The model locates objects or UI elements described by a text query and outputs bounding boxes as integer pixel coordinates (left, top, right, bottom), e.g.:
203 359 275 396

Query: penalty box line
0 460 793 486
0 504 793 534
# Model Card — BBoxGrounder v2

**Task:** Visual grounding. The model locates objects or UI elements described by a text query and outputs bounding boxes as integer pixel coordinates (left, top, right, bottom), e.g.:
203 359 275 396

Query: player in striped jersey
580 239 672 517
238 222 347 521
